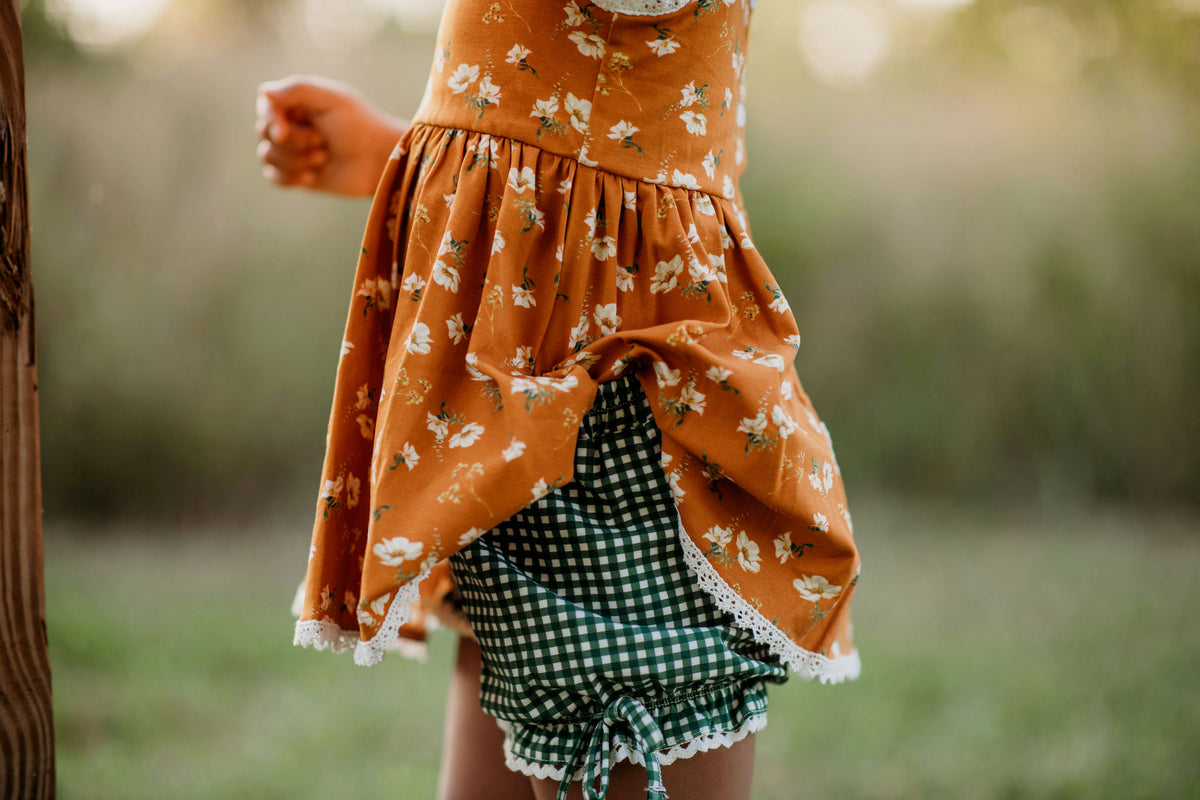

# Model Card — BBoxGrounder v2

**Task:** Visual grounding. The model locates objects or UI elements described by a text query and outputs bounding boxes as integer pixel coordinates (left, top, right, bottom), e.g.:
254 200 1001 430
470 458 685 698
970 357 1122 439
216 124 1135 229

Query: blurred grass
46 495 1200 800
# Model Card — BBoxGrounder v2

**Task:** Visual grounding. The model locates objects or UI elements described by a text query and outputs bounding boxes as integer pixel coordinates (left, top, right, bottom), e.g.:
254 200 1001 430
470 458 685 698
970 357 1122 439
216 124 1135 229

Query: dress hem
676 524 861 685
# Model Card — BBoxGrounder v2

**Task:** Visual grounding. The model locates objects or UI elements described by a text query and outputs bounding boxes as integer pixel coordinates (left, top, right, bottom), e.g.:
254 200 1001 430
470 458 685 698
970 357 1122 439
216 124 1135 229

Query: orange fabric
296 0 861 679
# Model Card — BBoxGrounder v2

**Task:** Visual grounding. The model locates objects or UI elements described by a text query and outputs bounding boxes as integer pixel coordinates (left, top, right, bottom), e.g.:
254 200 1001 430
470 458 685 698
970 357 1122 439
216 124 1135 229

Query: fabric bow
555 694 669 800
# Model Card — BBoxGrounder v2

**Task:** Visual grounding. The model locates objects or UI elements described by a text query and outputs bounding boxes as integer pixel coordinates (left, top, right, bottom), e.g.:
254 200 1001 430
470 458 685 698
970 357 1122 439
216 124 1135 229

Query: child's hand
255 75 409 197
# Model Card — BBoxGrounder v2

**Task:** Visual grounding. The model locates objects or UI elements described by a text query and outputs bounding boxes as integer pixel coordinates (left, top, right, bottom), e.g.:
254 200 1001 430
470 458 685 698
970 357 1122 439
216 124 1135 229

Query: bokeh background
20 0 1200 797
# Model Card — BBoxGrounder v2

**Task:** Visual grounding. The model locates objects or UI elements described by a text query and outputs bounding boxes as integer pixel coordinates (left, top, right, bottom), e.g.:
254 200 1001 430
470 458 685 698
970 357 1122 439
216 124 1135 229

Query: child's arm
255 75 407 197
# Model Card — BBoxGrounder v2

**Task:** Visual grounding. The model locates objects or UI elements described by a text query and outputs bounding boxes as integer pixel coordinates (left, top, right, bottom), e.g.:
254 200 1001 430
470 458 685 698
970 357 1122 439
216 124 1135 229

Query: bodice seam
406 120 739 204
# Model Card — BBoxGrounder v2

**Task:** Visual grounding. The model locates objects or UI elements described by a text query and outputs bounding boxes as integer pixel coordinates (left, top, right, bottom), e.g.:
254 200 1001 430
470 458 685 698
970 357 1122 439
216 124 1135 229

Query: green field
46 497 1200 800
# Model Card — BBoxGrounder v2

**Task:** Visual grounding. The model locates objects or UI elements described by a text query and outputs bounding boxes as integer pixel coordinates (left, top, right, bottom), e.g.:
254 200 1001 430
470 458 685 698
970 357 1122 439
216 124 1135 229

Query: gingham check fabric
450 375 787 800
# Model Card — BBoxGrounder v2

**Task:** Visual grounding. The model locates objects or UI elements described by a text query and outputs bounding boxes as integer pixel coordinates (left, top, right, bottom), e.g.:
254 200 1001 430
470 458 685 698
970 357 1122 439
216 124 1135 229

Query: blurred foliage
18 0 1200 518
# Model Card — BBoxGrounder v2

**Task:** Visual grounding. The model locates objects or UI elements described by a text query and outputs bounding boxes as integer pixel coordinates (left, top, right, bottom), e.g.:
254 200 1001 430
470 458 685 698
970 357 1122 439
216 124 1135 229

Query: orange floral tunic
294 0 862 684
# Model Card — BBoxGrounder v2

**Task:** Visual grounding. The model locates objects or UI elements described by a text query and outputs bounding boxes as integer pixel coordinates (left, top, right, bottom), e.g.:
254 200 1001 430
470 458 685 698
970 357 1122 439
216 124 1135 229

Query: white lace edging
591 0 693 16
676 526 861 685
291 562 434 666
501 713 767 782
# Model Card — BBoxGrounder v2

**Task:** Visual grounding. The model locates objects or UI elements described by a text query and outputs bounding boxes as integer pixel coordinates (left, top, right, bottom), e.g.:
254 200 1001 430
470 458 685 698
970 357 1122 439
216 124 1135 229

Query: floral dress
293 0 862 686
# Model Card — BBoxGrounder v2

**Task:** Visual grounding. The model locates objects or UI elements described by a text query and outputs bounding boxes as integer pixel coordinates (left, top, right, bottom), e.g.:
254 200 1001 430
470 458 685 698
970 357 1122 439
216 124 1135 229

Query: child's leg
435 636 536 800
526 734 757 800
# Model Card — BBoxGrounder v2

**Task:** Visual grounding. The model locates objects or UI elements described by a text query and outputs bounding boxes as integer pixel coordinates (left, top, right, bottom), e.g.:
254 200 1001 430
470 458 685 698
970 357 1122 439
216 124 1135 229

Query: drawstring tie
555 695 669 800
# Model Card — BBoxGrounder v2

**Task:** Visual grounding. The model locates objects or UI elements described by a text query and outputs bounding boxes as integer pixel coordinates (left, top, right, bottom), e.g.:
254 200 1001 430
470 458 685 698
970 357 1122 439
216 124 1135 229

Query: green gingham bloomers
450 375 788 800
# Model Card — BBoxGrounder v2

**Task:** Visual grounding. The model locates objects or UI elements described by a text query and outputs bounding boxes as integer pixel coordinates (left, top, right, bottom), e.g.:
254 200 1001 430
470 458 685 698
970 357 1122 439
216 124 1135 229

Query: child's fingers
257 138 328 184
261 162 317 189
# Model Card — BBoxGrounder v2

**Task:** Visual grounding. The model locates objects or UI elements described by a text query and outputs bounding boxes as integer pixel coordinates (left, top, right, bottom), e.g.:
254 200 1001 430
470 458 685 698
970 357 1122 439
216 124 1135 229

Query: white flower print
695 195 716 216
512 285 536 308
608 120 638 140
583 208 599 237
646 35 679 56
594 303 620 336
623 189 637 209
774 531 793 564
506 44 531 65
754 353 787 372
706 366 732 383
686 223 701 244
402 273 426 296
702 150 718 179
772 404 798 438
531 96 559 118
679 81 703 107
507 166 536 194
322 475 344 502
680 109 707 136
476 76 501 106
507 345 535 372
491 231 506 255
568 30 606 59
688 254 719 284
737 412 767 438
406 322 433 355
735 531 761 572
398 442 419 470
679 381 706 414
532 478 552 500
448 422 485 449
448 63 479 94
432 259 460 293
653 360 681 387
355 383 372 411
357 593 389 626
709 253 728 282
812 512 830 532
780 379 794 400
671 170 701 190
704 524 733 549
794 574 842 602
769 293 790 313
558 176 574 196
340 340 354 358
426 412 449 440
577 144 598 167
650 255 683 293
719 225 734 250
502 440 526 462
458 527 485 547
565 92 591 133
568 317 591 351
722 176 735 199
374 537 424 567
465 352 490 382
808 460 834 494
591 235 617 261
785 333 802 350
666 470 685 501
563 1 586 27
616 265 635 292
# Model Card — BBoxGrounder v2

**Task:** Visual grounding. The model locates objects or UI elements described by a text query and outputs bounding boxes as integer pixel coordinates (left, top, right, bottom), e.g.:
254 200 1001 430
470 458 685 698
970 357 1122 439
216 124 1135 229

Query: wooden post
1 1 56 797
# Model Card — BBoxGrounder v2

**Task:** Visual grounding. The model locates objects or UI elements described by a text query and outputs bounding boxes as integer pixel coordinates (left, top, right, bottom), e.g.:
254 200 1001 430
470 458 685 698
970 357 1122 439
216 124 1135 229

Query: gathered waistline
405 119 740 202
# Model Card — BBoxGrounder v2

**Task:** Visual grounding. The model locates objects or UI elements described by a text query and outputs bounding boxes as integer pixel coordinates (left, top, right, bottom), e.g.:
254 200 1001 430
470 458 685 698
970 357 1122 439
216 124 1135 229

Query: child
259 0 861 797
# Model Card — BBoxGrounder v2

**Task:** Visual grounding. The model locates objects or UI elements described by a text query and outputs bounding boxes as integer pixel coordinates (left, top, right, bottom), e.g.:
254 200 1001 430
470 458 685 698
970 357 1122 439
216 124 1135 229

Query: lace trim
501 713 767 782
676 525 861 685
291 562 435 666
591 0 693 16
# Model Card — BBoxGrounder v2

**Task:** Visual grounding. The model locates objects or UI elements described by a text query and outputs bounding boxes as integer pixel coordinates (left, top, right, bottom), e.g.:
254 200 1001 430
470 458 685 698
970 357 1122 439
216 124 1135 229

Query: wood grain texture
1 1 56 796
